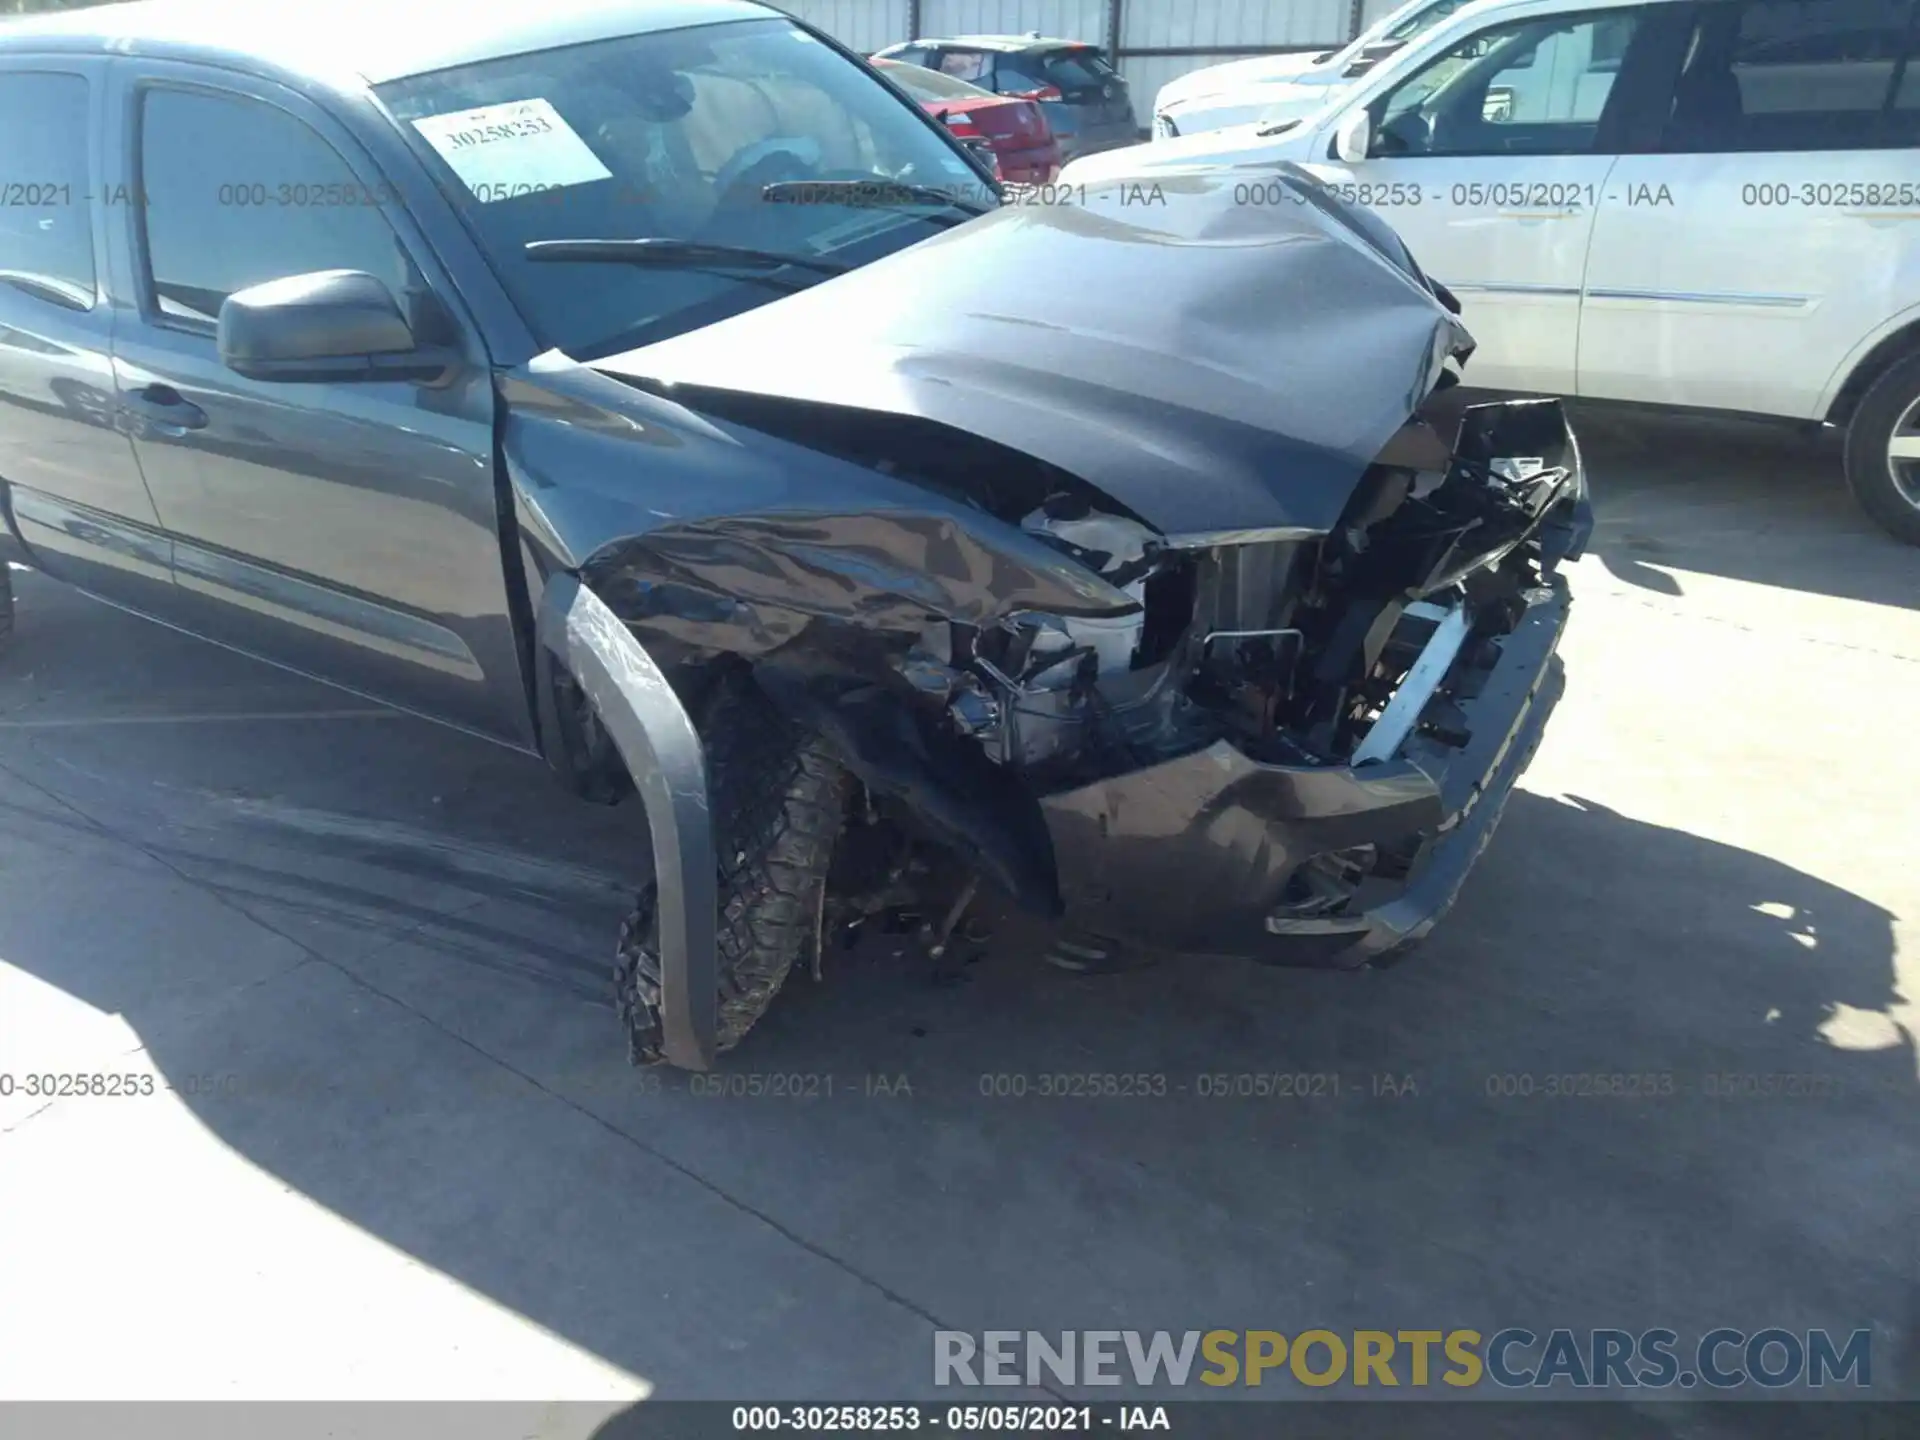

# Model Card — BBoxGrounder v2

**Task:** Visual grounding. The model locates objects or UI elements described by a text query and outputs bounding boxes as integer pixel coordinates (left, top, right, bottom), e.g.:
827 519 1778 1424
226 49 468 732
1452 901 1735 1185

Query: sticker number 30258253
444 114 554 148
411 97 613 202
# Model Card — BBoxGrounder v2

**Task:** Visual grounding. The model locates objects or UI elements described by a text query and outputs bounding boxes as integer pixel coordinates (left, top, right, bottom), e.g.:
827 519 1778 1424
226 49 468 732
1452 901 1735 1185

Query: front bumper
1037 575 1573 966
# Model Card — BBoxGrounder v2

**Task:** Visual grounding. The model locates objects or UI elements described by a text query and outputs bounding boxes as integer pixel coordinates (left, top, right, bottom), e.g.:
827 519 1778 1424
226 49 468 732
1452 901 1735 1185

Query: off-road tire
1843 353 1920 546
614 675 849 1064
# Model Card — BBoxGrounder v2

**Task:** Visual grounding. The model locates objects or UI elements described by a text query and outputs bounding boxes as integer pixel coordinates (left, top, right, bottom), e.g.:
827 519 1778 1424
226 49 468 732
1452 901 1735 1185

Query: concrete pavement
0 409 1913 1417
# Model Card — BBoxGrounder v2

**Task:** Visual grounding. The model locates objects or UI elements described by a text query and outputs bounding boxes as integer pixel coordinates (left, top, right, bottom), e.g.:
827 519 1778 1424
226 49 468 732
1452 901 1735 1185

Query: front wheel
614 674 849 1064
1843 354 1920 545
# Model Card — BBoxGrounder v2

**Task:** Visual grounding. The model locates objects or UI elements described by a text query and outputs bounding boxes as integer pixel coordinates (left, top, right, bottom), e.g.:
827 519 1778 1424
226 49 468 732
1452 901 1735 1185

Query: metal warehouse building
782 0 1401 127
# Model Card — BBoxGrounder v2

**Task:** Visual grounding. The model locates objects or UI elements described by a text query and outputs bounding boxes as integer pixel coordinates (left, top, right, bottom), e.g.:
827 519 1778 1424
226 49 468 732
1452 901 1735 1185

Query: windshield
1321 0 1459 67
1386 0 1466 43
377 18 988 359
1258 0 1465 123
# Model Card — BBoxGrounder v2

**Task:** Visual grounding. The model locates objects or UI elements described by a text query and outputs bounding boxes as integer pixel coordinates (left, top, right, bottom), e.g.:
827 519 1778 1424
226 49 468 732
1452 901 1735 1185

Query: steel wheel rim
1886 394 1920 508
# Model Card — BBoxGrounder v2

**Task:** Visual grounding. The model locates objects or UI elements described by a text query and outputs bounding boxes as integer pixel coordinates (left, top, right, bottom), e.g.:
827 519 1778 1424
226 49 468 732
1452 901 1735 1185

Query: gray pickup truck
0 0 1590 1070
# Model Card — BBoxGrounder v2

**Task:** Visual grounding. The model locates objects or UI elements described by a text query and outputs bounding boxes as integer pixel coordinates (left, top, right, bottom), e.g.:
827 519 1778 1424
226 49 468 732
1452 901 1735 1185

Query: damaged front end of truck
512 167 1592 1068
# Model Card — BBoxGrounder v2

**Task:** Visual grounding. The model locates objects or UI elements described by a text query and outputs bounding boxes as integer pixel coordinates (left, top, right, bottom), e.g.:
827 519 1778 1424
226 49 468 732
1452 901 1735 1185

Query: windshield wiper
1255 116 1304 137
523 238 853 283
760 179 992 228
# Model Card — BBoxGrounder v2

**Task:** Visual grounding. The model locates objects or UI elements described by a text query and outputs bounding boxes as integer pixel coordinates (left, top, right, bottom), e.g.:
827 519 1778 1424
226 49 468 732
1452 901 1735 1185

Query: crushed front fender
535 573 718 1069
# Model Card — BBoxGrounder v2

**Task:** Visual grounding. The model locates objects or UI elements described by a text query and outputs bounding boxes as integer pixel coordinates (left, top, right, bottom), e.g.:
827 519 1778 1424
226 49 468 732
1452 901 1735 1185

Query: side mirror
1333 108 1372 163
218 270 456 384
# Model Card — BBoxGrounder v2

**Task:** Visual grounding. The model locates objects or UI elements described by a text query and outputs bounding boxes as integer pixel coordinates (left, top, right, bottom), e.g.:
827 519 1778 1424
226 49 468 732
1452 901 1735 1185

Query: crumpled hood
594 168 1472 541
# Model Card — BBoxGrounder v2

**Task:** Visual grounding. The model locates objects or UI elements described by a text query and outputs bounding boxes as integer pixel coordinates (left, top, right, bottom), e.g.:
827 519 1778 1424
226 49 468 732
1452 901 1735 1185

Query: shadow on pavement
0 742 1908 1397
1566 405 1919 612
0 546 1911 1401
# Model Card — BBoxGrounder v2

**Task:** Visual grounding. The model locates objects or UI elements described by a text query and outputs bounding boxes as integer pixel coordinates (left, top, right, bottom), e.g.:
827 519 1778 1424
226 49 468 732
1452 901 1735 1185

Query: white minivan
1073 0 1920 544
1151 0 1468 139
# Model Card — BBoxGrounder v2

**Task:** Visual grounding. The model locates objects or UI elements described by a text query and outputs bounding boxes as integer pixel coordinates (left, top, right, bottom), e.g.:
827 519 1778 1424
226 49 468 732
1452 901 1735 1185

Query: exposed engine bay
518 164 1590 1040
569 373 1585 959
941 390 1582 786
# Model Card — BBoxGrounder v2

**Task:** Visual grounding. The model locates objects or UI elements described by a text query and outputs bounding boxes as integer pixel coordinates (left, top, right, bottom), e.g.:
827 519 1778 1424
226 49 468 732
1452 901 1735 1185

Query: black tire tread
0 563 12 650
614 675 848 1064
1843 353 1920 546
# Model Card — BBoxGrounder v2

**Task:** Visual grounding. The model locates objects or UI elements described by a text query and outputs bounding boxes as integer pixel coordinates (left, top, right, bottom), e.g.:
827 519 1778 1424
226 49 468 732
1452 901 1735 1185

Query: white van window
1370 9 1650 156
1663 0 1919 150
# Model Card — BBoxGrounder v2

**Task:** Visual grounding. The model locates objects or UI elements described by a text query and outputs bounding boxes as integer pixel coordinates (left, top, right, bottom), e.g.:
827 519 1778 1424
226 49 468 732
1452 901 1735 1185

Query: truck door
0 60 174 613
102 60 532 746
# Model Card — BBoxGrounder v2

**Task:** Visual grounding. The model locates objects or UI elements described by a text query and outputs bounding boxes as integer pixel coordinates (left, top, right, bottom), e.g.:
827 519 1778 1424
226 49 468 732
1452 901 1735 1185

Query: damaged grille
909 397 1581 793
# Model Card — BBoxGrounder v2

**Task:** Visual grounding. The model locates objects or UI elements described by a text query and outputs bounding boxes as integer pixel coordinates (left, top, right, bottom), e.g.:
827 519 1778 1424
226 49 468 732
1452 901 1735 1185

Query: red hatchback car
871 57 1060 184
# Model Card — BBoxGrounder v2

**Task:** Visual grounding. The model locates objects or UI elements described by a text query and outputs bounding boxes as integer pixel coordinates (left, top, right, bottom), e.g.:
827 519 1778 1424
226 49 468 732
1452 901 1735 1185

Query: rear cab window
0 71 95 311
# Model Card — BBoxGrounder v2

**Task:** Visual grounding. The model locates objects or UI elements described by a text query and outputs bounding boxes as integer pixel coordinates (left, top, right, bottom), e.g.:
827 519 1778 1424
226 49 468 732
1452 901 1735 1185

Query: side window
139 88 414 330
1369 9 1650 157
1663 0 1919 151
937 50 992 83
990 55 1049 93
1588 13 1639 68
0 72 95 311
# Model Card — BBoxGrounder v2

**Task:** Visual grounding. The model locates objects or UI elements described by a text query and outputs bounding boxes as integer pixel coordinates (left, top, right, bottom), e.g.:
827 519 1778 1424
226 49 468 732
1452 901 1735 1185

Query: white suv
1152 0 1469 140
1072 0 1920 544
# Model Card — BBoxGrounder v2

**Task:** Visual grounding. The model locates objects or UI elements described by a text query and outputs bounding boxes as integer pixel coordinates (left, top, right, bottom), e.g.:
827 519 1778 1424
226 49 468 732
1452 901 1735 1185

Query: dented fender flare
535 573 717 1070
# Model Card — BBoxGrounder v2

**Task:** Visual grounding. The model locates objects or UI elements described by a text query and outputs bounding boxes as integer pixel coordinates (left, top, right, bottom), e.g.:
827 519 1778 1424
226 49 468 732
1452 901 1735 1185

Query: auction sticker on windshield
412 98 612 202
